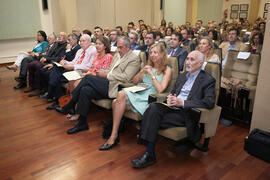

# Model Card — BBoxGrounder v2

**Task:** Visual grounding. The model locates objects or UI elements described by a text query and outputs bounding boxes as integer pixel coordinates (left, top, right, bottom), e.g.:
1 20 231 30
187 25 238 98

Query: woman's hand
143 65 153 75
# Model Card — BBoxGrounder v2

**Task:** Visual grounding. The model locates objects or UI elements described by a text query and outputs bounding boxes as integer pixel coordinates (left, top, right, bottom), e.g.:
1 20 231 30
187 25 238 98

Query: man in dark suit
140 32 156 60
131 50 216 169
167 32 188 71
65 34 81 61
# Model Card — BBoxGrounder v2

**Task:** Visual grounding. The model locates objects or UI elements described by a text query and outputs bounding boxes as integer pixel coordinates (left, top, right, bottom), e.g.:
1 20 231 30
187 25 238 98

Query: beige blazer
219 41 249 59
106 50 140 98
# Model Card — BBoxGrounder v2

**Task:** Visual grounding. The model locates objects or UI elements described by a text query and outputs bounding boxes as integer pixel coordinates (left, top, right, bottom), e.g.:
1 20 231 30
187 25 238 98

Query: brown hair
96 35 111 54
147 43 168 75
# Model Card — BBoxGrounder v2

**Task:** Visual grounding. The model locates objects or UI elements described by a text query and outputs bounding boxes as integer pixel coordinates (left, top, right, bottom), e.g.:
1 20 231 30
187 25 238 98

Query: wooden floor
0 67 269 180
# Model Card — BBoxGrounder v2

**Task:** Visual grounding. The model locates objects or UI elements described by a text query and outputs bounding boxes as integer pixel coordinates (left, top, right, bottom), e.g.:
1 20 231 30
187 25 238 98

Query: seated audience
65 34 81 61
131 50 216 169
197 37 220 69
92 26 103 43
167 32 188 71
99 43 172 150
128 31 140 50
7 30 48 71
109 29 119 47
56 36 141 134
181 29 196 51
103 27 111 38
72 27 81 39
219 27 248 68
141 32 156 59
14 32 67 89
208 30 219 48
46 34 96 110
82 29 92 38
249 32 264 54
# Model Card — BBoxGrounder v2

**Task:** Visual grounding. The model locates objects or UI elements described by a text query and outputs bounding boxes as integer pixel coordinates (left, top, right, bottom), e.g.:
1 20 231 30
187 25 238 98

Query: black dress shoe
14 77 21 82
173 141 195 153
67 123 89 134
131 152 156 168
24 88 35 93
46 103 59 110
47 98 54 103
99 137 120 151
55 106 69 114
14 83 26 89
28 91 41 97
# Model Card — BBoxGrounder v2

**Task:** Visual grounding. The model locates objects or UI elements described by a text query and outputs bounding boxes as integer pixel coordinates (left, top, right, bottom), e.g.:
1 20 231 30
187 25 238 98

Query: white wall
258 0 270 18
164 0 186 26
38 0 54 35
197 0 223 24
222 0 251 22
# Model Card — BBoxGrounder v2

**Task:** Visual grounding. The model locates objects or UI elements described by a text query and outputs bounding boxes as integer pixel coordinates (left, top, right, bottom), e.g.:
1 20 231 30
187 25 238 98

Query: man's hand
59 60 66 66
66 44 72 50
96 70 108 78
43 64 53 69
167 94 183 107
40 57 46 63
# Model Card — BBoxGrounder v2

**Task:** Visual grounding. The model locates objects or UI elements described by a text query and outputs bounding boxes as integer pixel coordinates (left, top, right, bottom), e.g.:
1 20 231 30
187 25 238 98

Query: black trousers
140 103 201 143
48 66 68 99
71 75 109 117
39 67 52 91
19 57 36 81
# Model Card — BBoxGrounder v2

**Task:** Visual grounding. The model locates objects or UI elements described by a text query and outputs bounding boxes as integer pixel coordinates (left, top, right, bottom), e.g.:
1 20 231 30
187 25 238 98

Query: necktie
77 50 85 64
171 49 175 56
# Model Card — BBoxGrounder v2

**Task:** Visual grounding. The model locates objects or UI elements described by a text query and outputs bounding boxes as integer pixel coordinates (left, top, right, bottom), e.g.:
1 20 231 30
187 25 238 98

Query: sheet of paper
237 52 251 60
124 86 146 93
63 71 82 81
111 46 117 52
133 50 141 56
53 62 63 67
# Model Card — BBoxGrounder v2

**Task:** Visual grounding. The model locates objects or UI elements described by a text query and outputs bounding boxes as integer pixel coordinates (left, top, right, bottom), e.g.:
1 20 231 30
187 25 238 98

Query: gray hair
117 36 131 48
129 31 138 41
68 33 79 41
80 34 91 41
49 33 57 40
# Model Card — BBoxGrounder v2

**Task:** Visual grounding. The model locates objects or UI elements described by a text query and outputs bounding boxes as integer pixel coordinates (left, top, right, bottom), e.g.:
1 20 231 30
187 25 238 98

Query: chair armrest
148 93 169 104
118 83 135 91
194 106 222 138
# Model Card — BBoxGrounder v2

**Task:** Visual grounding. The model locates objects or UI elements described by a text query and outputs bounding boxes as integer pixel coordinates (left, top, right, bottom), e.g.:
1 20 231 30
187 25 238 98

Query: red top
88 53 113 75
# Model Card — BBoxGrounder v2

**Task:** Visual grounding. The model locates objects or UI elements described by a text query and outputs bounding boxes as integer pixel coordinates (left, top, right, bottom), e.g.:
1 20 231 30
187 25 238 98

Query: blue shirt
177 70 201 107
222 44 235 68
32 41 49 53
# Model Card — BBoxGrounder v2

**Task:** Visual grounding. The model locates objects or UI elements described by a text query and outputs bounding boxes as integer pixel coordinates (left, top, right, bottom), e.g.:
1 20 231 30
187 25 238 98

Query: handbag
58 89 72 107
244 128 270 162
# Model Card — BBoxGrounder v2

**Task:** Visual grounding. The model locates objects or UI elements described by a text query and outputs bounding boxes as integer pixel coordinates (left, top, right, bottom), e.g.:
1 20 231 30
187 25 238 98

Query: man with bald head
46 34 96 110
131 50 216 169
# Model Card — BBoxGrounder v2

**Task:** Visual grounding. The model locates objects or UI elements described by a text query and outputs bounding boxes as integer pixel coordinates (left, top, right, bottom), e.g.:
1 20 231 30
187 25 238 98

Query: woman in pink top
67 36 113 121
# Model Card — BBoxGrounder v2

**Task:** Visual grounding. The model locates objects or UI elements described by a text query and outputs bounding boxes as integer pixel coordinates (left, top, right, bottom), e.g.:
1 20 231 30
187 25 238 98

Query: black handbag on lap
244 128 270 162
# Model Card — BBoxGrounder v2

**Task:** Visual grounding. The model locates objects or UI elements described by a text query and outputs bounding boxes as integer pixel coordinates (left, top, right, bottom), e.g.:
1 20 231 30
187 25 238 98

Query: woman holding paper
99 43 172 151
66 36 112 121
6 30 48 71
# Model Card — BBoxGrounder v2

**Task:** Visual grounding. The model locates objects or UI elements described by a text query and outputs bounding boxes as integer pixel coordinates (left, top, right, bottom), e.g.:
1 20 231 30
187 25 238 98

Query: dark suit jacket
45 42 68 63
65 44 81 61
170 70 216 142
167 47 188 71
